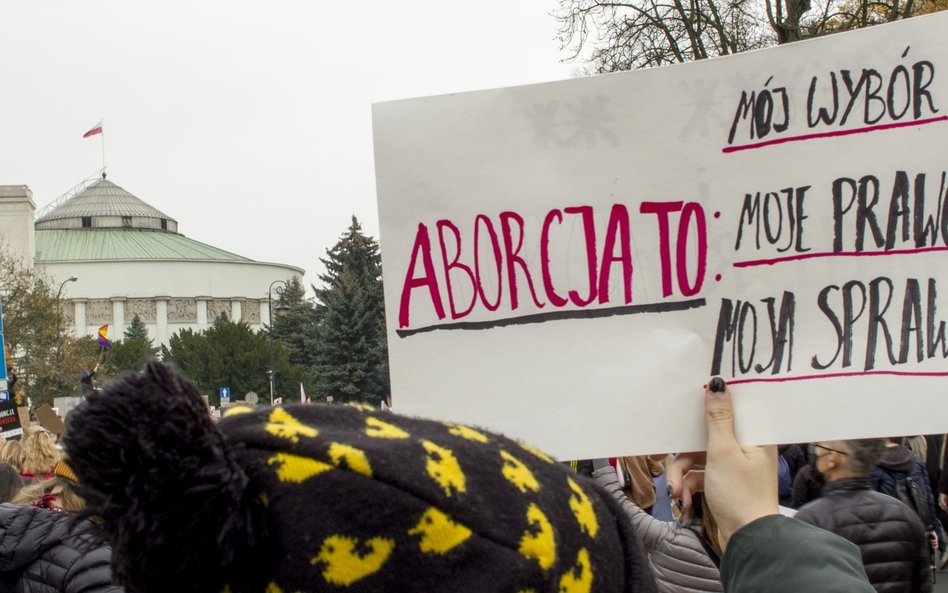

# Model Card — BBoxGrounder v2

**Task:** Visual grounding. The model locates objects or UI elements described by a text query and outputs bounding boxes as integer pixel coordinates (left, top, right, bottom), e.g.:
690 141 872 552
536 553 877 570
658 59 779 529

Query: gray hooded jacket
593 467 722 593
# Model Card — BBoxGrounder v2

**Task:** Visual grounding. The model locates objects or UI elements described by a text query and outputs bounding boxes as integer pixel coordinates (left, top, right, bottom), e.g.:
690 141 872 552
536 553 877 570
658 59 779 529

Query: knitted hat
63 363 654 593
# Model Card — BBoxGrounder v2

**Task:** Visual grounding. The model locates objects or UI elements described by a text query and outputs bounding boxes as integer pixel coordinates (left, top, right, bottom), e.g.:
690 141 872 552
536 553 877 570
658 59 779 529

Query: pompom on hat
63 362 655 593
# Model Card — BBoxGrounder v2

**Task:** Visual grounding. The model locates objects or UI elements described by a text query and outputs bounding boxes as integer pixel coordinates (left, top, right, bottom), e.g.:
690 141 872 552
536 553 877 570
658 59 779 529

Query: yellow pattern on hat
222 406 253 418
347 403 376 412
446 422 489 443
365 416 410 439
500 450 540 493
519 442 554 464
266 408 318 443
311 535 394 586
558 548 593 593
329 443 372 477
421 440 466 497
408 508 472 554
265 583 282 593
268 452 333 483
518 503 556 570
567 478 599 537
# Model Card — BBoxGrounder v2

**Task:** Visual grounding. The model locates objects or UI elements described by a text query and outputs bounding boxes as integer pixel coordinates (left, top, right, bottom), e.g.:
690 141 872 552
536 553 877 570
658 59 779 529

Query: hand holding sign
703 379 779 549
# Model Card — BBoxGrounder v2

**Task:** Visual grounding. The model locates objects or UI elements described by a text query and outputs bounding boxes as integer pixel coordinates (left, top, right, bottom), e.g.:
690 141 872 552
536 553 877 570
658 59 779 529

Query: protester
593 463 723 593
668 379 875 593
871 437 943 544
616 456 666 514
15 460 85 513
0 462 23 503
80 362 100 397
20 427 61 483
789 461 824 509
63 362 657 593
795 439 930 593
0 440 25 473
0 457 121 592
776 444 805 507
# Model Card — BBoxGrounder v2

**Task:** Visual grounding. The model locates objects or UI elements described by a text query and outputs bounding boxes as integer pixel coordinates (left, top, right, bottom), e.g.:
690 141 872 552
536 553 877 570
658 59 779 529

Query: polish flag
83 120 103 138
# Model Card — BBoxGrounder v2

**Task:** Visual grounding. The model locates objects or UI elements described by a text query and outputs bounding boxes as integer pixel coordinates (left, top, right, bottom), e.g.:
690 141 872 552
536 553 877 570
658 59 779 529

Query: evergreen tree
312 216 389 405
162 315 307 407
0 254 94 406
271 277 319 370
107 315 159 374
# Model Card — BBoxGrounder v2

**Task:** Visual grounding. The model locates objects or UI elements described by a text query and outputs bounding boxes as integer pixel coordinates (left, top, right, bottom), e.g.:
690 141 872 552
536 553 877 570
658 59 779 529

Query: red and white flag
82 120 103 138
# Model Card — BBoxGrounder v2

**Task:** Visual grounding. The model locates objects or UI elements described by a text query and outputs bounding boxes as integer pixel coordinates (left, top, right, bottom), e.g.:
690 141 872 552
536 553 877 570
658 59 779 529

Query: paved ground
935 567 948 593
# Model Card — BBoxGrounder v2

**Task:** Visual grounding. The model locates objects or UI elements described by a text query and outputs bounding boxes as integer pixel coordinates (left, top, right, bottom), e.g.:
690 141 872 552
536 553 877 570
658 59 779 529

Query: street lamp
267 280 290 405
56 276 78 397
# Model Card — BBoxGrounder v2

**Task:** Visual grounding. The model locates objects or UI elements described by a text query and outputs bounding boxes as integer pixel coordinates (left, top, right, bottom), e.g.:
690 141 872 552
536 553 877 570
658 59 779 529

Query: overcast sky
1 1 581 287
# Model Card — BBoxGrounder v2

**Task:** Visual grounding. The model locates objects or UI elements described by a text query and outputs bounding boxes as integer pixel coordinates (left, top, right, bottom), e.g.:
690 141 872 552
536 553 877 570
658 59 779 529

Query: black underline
396 298 707 338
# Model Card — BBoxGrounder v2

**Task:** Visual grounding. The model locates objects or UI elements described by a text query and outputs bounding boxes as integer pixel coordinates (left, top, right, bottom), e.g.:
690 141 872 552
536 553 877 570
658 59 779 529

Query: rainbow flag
97 324 112 348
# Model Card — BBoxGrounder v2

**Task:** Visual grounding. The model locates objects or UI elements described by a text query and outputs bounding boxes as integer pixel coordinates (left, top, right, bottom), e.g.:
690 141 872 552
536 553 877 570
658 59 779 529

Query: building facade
1 175 302 346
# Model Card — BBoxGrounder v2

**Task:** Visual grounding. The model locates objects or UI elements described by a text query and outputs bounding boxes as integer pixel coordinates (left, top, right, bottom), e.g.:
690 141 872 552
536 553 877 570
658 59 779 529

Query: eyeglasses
808 443 849 457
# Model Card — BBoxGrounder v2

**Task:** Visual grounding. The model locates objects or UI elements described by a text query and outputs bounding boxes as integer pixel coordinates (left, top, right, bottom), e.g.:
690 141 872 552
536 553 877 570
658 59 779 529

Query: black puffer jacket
0 504 121 593
796 477 930 593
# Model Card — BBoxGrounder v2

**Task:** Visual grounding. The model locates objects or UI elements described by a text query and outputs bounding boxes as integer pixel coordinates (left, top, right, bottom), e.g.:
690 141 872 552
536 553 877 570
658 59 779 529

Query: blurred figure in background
595 463 723 593
796 440 930 593
15 461 85 513
20 428 61 484
0 440 25 474
0 463 23 504
0 459 121 592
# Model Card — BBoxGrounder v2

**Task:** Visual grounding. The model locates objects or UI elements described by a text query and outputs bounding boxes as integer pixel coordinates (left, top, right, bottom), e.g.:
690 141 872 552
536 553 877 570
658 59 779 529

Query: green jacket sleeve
720 515 874 593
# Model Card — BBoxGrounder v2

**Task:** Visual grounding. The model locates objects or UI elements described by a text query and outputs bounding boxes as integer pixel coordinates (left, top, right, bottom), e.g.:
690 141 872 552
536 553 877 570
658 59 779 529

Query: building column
73 300 87 337
196 297 209 330
231 299 242 324
155 298 169 346
110 299 126 339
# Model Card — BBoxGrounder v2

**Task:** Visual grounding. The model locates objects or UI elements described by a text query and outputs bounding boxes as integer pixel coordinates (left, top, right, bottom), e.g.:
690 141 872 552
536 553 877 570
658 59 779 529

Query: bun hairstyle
62 362 272 593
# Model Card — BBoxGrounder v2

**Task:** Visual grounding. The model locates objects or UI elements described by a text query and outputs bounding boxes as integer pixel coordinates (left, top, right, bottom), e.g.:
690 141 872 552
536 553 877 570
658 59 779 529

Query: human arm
702 378 778 548
592 466 674 552
701 378 874 592
721 515 874 593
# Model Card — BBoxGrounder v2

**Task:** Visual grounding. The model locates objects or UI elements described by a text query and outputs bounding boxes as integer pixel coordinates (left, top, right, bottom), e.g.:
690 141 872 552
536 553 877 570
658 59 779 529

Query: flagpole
101 120 106 173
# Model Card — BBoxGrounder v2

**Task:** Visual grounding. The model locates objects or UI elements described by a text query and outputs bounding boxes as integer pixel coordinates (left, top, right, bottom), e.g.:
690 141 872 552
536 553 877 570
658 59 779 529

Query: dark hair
839 438 885 475
0 463 22 503
62 362 272 593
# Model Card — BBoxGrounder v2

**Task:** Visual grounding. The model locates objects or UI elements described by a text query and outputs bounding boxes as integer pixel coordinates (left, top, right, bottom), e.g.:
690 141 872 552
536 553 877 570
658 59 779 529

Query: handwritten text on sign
374 15 948 459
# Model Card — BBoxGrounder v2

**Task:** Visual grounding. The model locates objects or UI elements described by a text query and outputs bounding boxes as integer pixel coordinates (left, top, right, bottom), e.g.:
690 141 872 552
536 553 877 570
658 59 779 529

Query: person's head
63 362 656 593
809 438 883 481
21 428 61 476
689 492 722 555
0 440 25 472
14 459 83 512
0 462 23 503
15 476 84 513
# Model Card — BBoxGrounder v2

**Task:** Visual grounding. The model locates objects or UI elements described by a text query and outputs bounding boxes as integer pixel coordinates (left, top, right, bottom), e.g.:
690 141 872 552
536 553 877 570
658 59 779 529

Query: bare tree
556 0 946 72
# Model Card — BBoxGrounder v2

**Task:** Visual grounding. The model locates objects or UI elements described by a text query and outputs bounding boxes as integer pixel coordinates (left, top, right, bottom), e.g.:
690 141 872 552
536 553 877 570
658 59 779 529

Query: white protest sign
373 14 948 459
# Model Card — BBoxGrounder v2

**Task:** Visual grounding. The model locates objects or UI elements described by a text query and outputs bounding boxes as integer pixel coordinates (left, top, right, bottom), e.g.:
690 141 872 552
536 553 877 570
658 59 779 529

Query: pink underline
733 245 948 268
722 115 948 153
728 370 948 386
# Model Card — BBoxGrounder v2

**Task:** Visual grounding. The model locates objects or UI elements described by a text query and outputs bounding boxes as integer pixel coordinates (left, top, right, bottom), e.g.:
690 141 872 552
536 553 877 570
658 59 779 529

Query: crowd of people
0 363 941 593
